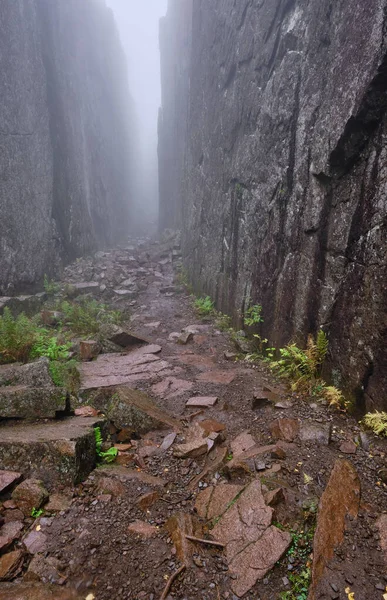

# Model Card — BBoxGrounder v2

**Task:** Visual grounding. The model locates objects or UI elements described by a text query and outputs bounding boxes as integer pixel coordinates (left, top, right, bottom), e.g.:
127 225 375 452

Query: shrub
0 308 40 363
49 359 80 394
194 296 215 316
244 304 263 327
59 298 121 335
31 334 71 361
43 275 60 296
363 411 387 437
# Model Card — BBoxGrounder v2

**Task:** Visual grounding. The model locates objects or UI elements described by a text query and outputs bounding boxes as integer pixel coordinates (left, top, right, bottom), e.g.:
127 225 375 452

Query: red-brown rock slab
212 480 273 561
186 396 218 408
376 513 387 565
231 431 256 457
108 329 151 348
196 370 236 384
45 494 72 513
225 445 276 477
3 508 25 523
309 459 361 600
0 521 24 552
165 513 194 565
136 491 159 512
74 405 99 417
12 479 49 517
152 376 193 398
198 419 226 435
128 520 157 539
96 477 125 497
188 446 228 490
339 440 357 454
79 340 101 361
177 331 193 345
195 484 244 520
0 549 24 581
173 439 208 458
270 418 300 442
177 354 215 370
271 446 287 460
229 525 292 597
96 466 167 487
23 530 47 554
159 432 176 451
299 423 331 445
264 487 285 507
0 470 22 495
80 349 169 389
0 582 83 599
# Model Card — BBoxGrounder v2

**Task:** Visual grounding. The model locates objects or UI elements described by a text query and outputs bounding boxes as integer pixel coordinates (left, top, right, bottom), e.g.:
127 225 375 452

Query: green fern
363 412 387 437
94 426 118 463
244 304 264 327
194 296 214 316
0 308 39 363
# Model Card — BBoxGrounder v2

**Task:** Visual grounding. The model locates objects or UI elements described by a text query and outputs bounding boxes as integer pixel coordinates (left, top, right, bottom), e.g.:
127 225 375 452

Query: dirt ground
1 235 386 600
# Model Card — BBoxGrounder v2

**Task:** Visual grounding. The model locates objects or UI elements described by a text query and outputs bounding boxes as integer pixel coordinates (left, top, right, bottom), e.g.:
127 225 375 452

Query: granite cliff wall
159 0 387 410
0 0 132 294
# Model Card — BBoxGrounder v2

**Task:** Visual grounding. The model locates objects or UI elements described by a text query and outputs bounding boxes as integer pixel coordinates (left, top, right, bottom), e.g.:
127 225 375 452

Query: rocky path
0 235 386 600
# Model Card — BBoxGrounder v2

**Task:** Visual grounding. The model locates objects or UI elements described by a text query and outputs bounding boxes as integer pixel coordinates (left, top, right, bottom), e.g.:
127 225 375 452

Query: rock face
0 0 132 294
159 0 387 410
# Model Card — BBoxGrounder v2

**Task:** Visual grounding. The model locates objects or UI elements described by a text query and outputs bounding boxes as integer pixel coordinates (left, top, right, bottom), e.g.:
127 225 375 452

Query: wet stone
270 418 300 442
186 396 218 408
12 479 49 517
0 470 22 495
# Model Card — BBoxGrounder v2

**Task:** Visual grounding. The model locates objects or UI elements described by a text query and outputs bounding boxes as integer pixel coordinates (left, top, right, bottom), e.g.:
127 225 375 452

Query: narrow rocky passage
0 235 386 600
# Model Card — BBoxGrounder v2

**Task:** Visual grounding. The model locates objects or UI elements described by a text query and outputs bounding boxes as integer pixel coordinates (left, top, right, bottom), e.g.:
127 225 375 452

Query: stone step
0 416 105 488
0 385 67 419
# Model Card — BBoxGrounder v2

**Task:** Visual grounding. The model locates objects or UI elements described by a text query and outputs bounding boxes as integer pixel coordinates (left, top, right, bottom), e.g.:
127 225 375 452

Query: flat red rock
196 370 236 384
0 470 22 495
186 396 218 408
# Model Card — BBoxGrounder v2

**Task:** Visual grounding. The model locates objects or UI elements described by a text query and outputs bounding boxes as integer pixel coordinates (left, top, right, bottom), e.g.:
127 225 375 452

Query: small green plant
194 296 215 316
363 411 387 437
94 426 118 463
59 298 121 335
244 304 263 327
0 308 40 363
31 334 71 361
31 507 44 518
270 330 328 391
43 275 60 296
278 523 315 600
245 334 276 361
49 359 80 394
215 311 232 332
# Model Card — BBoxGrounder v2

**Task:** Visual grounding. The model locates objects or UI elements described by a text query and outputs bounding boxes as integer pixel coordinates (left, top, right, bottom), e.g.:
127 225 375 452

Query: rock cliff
0 0 132 294
159 0 387 410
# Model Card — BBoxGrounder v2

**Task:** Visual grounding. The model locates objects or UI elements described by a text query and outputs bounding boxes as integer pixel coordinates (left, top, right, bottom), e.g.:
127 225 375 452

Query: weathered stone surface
108 329 150 348
376 513 387 565
229 526 292 597
165 513 194 565
45 494 72 513
230 431 256 457
80 349 170 389
198 419 226 435
0 386 67 419
0 359 52 388
159 0 387 411
195 484 244 520
0 521 24 553
12 479 48 517
0 0 131 294
79 340 101 361
177 331 193 345
0 583 82 600
299 423 332 446
152 377 193 398
186 396 218 408
173 439 208 459
128 520 157 539
159 432 177 452
310 460 361 600
0 549 24 581
136 491 159 512
95 466 166 488
23 530 47 555
270 419 300 443
81 386 181 433
212 480 273 561
339 440 357 454
96 477 125 497
0 470 22 495
0 416 104 487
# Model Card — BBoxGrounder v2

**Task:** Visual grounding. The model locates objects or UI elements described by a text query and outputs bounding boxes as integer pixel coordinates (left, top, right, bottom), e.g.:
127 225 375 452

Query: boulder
12 479 49 517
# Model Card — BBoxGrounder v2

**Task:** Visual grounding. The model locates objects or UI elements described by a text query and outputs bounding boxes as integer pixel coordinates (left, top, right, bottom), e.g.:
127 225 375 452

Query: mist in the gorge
107 0 168 231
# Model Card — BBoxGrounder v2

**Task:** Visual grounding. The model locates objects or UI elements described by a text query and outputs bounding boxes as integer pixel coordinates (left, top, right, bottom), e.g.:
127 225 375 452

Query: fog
106 0 168 231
